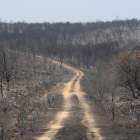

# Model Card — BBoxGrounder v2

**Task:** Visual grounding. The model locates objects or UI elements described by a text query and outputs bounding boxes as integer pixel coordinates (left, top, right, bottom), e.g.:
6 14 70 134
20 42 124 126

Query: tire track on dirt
36 75 78 140
36 58 103 140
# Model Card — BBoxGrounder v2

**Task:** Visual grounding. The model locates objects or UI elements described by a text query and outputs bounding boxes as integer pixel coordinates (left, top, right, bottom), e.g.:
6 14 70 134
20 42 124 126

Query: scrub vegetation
1 18 140 139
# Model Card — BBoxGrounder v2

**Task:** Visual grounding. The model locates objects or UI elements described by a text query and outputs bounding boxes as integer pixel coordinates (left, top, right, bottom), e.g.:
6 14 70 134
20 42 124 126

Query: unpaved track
35 58 103 140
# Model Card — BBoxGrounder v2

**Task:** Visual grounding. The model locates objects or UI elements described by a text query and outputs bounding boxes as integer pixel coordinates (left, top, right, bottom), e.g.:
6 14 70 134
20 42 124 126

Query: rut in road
36 61 103 140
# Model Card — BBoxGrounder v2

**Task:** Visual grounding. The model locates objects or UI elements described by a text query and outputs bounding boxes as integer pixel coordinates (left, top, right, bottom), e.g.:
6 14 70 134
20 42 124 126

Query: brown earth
24 57 140 140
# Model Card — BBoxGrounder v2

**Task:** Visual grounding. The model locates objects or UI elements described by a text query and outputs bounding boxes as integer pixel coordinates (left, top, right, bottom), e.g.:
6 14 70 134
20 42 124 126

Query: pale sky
0 0 140 23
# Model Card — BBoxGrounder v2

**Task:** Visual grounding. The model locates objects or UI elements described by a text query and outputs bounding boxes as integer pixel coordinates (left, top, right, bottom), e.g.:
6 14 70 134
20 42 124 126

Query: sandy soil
35 59 103 140
33 56 140 140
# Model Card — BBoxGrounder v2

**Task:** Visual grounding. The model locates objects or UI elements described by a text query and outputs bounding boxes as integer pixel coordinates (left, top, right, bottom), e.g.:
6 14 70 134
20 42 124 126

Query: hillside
1 19 140 139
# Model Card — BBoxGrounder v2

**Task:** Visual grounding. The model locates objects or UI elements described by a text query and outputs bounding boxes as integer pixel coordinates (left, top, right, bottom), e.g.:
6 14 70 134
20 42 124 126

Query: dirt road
34 58 140 140
35 59 103 140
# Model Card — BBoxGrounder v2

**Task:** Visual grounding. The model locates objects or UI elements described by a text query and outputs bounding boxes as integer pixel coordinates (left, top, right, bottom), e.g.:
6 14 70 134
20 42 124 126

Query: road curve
35 58 103 140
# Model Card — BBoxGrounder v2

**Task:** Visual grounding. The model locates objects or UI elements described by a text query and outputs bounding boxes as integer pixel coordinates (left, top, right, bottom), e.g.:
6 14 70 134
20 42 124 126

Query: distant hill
0 18 140 49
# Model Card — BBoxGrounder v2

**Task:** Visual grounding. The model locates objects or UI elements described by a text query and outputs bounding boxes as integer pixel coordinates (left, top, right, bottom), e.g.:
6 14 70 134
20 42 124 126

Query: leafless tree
112 50 140 99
